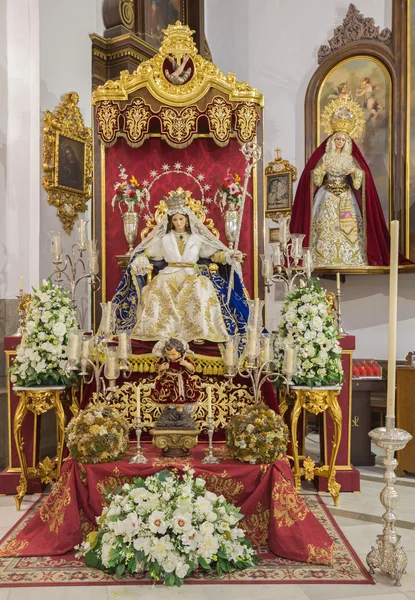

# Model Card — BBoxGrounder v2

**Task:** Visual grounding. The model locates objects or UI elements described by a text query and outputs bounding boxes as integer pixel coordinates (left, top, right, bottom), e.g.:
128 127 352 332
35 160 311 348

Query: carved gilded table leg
290 398 304 493
326 395 342 506
13 394 29 510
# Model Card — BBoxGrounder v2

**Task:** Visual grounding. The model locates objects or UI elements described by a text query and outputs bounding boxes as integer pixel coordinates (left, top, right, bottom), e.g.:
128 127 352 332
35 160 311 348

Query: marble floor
0 443 414 600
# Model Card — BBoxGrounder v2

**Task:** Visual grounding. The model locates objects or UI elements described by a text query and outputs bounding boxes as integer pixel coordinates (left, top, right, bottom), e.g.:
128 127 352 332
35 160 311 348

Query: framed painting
143 0 184 49
264 149 296 220
318 56 391 224
55 134 86 193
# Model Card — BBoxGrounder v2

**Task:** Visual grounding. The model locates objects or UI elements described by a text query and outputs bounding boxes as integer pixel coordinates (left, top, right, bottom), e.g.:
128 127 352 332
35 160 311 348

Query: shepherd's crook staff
226 142 261 303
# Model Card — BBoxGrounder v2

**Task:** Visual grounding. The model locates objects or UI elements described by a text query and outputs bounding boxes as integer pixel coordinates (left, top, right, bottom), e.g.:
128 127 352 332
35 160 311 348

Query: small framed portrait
264 149 296 220
56 134 86 193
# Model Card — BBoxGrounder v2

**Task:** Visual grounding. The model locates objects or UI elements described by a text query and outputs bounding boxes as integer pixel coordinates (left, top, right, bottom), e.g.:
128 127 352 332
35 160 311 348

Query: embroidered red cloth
4 445 333 566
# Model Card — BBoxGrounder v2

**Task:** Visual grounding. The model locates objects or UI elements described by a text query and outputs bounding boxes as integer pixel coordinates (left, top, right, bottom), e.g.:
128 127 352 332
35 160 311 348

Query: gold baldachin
92 22 263 108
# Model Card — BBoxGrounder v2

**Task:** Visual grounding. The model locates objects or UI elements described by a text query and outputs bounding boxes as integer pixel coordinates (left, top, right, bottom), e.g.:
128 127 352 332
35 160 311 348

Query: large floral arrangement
111 164 150 215
214 170 244 212
275 279 343 387
66 403 129 464
76 468 258 586
226 404 289 464
10 279 78 387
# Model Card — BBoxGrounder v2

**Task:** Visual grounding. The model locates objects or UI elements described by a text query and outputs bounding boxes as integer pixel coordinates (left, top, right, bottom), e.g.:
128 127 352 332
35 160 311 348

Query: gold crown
321 98 365 140
164 187 190 211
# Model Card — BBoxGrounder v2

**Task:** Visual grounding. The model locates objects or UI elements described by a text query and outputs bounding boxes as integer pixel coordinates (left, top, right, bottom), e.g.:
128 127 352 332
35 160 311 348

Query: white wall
0 0 104 326
206 0 415 360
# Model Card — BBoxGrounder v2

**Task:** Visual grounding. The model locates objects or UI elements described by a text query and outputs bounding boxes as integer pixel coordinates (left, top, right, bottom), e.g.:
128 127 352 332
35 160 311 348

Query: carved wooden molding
318 3 392 64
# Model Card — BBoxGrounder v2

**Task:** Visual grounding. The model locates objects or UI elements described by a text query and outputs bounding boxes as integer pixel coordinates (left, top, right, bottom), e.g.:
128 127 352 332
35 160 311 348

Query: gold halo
321 98 365 140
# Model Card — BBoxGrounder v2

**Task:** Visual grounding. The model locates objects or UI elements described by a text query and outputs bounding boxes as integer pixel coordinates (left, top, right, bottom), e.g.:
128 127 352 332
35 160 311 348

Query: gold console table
13 386 79 510
287 386 342 506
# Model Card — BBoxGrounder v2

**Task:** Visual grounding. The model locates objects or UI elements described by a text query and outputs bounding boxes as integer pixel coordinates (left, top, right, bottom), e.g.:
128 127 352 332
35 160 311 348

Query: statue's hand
346 167 355 175
158 362 169 373
180 359 195 372
226 250 243 264
132 255 150 276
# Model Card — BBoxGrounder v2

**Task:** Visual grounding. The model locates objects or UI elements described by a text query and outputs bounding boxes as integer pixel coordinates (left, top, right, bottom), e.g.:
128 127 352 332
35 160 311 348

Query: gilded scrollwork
272 478 310 528
234 102 260 143
206 96 232 144
96 100 121 145
159 106 199 145
123 98 151 145
42 92 93 233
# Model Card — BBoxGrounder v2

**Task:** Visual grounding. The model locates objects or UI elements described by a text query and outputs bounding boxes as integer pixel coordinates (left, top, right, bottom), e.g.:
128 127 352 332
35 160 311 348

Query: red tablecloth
4 444 333 566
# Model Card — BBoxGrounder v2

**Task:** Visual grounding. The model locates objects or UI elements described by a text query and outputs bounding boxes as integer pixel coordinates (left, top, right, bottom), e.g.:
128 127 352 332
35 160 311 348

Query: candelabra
335 272 346 335
223 300 296 405
130 416 147 464
49 219 101 309
65 305 132 403
202 415 220 464
261 216 312 294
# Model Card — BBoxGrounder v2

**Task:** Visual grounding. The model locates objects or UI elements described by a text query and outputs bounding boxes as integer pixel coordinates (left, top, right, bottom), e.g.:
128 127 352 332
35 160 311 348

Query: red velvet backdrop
104 137 255 301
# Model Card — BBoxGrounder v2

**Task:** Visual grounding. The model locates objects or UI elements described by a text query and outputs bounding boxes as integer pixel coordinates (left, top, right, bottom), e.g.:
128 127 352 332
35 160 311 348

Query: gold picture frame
42 92 93 233
268 227 280 243
264 148 296 220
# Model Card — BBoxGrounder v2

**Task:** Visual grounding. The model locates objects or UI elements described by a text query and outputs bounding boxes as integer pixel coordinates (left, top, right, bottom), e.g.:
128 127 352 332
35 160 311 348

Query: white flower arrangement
76 468 258 586
10 279 78 387
274 279 343 387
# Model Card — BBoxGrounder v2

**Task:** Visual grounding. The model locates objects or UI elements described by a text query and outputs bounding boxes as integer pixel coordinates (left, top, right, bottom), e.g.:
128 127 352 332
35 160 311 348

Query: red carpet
0 494 374 587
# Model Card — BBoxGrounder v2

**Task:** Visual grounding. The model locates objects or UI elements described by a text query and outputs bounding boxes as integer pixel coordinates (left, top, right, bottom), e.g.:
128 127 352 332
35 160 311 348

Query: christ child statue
152 338 199 404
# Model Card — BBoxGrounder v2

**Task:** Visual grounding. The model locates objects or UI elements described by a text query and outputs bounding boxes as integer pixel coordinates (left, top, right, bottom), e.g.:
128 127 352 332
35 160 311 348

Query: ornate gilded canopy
93 22 263 148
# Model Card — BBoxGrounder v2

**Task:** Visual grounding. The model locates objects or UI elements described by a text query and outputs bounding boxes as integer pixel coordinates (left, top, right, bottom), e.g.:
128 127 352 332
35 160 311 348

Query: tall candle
336 272 340 291
19 275 24 292
136 386 141 420
54 234 62 257
67 333 78 360
207 385 212 418
273 243 281 267
224 341 235 367
247 326 257 357
118 332 128 359
261 336 270 363
106 356 116 379
286 347 294 377
263 258 273 279
386 220 399 422
81 339 91 359
304 249 312 278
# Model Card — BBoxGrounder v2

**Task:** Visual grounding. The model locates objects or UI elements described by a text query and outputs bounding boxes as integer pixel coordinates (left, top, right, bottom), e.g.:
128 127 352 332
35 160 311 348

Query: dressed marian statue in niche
112 188 249 342
290 98 409 268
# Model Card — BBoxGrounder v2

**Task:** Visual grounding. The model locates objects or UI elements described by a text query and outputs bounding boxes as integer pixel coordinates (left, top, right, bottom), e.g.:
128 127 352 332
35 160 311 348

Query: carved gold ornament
207 97 232 144
123 98 151 145
321 97 365 140
92 22 263 109
234 102 260 142
42 92 93 233
96 100 121 145
159 106 199 145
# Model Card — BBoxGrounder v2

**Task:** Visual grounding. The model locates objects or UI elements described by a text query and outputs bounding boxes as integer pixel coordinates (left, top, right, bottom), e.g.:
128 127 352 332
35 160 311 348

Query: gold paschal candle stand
289 386 342 506
13 386 79 510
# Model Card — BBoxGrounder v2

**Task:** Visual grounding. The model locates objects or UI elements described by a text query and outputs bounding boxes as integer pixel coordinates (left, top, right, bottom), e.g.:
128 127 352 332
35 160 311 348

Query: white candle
136 386 141 419
224 341 235 367
336 272 340 291
263 259 273 279
207 385 212 418
386 220 399 422
286 347 294 377
91 254 99 275
118 332 128 359
261 337 270 362
247 326 257 357
106 356 116 379
78 219 87 247
67 333 79 360
54 234 62 257
105 301 112 333
19 275 23 292
253 297 260 329
273 243 281 267
304 249 312 278
81 339 91 359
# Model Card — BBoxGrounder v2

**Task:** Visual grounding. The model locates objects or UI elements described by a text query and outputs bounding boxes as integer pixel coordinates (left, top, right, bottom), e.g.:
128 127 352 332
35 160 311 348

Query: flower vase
122 210 139 255
224 202 238 249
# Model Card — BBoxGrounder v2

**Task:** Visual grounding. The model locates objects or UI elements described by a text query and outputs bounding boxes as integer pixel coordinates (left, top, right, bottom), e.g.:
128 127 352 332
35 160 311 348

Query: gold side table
13 386 78 510
289 386 342 506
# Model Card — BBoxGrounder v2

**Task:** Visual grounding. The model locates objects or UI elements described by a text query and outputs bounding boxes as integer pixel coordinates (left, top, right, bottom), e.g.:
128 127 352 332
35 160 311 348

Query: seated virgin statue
112 188 249 342
290 98 410 267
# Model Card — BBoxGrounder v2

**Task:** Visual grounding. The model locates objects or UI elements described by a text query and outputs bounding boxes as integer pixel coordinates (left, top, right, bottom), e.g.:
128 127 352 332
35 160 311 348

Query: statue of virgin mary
290 98 410 267
112 189 249 342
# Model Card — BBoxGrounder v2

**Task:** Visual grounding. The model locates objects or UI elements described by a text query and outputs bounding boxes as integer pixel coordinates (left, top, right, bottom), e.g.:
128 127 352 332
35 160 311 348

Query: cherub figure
152 337 198 404
328 82 352 101
356 77 383 119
